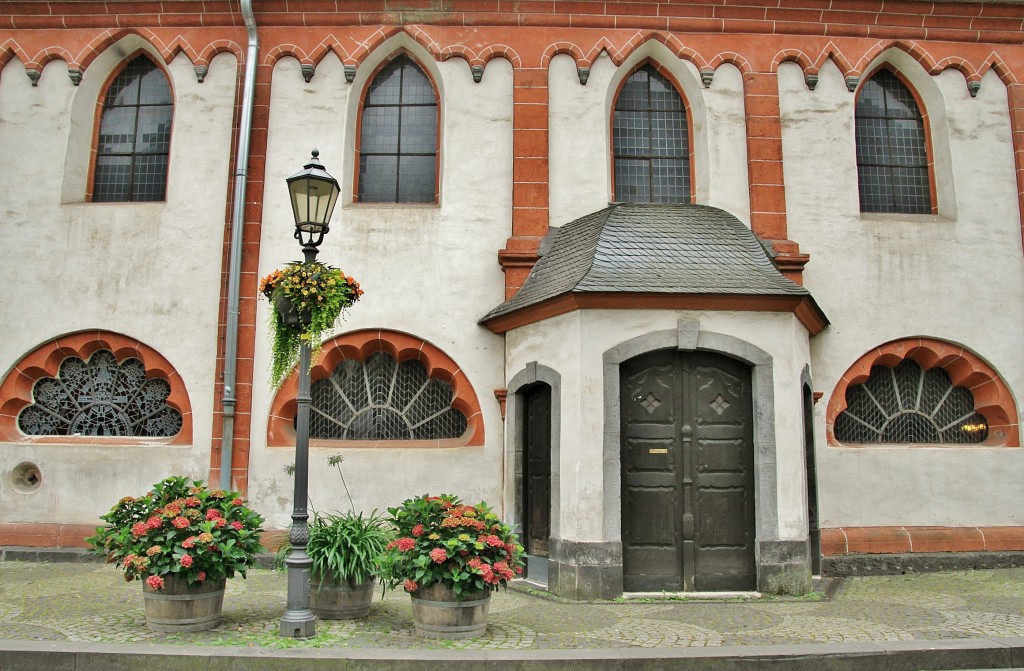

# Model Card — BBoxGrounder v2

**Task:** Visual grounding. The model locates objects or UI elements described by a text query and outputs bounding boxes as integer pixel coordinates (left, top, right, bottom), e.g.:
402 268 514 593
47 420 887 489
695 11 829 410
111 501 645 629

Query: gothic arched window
612 64 690 203
855 69 931 214
92 55 173 202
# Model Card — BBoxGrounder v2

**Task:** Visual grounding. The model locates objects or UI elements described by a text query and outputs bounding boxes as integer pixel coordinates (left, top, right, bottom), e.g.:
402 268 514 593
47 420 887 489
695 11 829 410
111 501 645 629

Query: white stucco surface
247 49 513 527
779 59 1024 527
0 46 238 522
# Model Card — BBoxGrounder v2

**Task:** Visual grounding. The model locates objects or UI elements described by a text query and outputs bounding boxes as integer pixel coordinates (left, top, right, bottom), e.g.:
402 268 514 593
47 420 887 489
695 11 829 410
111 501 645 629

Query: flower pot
409 583 490 639
274 294 312 328
309 575 375 619
142 575 226 632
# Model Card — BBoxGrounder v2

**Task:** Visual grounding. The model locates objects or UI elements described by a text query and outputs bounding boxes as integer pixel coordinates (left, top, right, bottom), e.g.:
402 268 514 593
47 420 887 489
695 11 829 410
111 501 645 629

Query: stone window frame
609 59 695 205
266 329 483 448
88 51 174 203
0 331 192 445
826 337 1018 448
352 50 441 204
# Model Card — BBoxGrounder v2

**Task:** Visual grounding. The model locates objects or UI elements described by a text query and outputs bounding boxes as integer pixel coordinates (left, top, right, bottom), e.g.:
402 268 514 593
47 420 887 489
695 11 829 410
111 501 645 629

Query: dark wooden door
621 350 756 592
523 384 552 557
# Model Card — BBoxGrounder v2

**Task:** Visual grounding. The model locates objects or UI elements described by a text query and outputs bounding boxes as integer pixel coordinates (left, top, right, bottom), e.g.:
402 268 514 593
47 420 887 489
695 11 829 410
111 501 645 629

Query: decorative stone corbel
194 65 208 83
471 64 483 83
804 73 818 91
300 63 315 83
845 75 859 92
968 81 981 98
700 68 715 88
344 64 356 83
26 69 40 86
68 69 83 86
577 66 589 85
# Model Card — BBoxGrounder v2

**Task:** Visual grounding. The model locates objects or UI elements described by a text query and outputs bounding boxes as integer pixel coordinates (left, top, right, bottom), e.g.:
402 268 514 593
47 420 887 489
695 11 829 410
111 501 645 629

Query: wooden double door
621 350 756 592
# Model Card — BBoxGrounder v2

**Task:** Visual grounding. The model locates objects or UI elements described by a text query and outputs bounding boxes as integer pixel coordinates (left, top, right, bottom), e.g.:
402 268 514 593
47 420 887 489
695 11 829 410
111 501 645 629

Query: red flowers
395 537 416 552
231 498 244 506
146 516 163 530
206 509 222 521
172 516 190 529
130 522 148 538
412 524 425 537
403 579 419 593
230 521 243 531
145 575 165 591
182 536 197 549
179 554 194 568
429 547 448 563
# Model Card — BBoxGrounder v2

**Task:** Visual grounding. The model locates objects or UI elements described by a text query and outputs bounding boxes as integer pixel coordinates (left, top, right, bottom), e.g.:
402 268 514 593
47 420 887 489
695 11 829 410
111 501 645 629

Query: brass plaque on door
648 448 668 454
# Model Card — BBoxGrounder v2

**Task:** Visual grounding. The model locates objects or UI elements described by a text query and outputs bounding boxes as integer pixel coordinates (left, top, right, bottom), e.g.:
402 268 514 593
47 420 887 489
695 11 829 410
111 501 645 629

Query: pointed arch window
855 69 931 214
612 65 690 204
92 55 173 202
357 54 438 203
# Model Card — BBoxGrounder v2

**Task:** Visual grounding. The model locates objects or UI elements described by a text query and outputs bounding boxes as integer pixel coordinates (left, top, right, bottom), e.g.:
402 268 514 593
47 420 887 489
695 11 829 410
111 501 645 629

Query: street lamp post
279 149 340 638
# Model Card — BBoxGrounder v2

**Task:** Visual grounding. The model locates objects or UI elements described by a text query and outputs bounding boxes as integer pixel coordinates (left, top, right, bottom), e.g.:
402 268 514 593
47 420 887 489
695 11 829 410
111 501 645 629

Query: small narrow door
803 384 821 575
621 350 756 592
522 384 552 558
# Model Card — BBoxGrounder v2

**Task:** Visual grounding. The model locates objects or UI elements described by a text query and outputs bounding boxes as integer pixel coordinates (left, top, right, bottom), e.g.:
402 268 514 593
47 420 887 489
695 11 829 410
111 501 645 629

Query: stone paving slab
0 561 1022 669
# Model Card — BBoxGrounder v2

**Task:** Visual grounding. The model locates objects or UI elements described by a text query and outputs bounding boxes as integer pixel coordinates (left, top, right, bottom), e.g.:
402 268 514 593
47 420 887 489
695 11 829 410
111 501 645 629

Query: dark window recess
306 351 467 441
358 55 438 203
93 56 173 202
18 350 182 437
834 359 988 444
613 65 690 204
855 70 931 214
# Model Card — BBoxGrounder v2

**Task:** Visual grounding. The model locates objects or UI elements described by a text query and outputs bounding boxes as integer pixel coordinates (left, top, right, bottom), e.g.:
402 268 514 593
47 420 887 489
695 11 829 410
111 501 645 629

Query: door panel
523 385 552 557
622 350 755 592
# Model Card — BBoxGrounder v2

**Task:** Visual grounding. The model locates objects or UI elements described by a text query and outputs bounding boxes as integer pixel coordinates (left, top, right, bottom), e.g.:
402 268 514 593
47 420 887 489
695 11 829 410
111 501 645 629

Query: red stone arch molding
826 337 1018 447
0 330 192 444
267 329 484 448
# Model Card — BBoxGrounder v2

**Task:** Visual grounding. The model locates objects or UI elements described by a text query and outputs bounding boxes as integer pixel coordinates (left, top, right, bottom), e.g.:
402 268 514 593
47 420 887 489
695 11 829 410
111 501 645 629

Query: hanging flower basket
259 260 363 387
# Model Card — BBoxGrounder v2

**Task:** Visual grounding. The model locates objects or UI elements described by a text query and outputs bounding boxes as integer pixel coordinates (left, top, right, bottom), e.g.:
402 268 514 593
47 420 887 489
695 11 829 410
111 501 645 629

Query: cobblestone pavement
0 562 1022 651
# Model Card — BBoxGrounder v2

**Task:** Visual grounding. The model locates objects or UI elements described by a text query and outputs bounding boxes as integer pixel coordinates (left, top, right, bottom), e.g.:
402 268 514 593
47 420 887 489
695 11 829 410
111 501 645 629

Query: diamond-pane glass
358 55 438 203
612 65 689 203
855 70 930 214
93 56 172 202
17 350 182 437
307 352 467 441
834 360 988 444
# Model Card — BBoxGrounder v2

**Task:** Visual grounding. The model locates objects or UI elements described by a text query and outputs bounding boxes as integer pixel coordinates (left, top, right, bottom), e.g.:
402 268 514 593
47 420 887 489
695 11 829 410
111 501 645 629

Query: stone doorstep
0 637 1022 671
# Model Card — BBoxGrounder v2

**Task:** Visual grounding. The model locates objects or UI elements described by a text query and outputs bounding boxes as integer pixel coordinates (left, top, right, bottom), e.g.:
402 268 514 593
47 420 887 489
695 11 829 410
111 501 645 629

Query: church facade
1 1 1021 598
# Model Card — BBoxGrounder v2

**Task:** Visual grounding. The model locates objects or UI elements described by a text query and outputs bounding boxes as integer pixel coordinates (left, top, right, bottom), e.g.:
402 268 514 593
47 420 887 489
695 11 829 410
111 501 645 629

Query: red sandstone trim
821 526 1024 556
0 330 193 445
826 337 1020 447
266 329 485 448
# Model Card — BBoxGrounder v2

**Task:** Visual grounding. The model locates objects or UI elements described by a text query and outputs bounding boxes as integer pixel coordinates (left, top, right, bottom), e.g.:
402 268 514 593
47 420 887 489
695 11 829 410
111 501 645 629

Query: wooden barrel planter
410 583 491 639
309 576 375 619
142 575 226 632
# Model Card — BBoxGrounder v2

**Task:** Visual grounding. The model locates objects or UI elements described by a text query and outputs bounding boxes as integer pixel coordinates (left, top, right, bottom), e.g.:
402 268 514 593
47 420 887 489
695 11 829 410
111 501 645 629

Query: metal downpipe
220 0 259 491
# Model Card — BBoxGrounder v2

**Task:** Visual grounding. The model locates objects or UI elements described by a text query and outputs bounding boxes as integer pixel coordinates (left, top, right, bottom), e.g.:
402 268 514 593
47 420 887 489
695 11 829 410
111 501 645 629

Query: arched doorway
620 349 756 591
521 383 552 565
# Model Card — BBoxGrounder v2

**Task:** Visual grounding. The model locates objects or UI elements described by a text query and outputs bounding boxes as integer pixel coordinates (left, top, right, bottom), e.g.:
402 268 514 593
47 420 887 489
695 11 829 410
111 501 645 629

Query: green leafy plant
278 454 394 587
259 260 362 387
376 494 525 598
85 476 265 591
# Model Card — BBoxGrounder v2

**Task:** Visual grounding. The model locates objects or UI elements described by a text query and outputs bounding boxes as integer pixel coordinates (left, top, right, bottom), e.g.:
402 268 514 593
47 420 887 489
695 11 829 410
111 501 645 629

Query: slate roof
482 203 814 322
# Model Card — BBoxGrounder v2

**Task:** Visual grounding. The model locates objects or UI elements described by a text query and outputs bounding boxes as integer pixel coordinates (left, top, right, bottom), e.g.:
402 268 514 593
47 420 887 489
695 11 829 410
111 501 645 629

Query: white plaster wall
779 59 1024 527
506 309 812 543
0 47 238 522
248 49 513 528
548 49 750 227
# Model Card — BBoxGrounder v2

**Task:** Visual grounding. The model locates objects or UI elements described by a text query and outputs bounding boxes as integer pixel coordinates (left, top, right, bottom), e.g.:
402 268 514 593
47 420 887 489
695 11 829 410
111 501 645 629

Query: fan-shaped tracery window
834 359 987 444
308 351 467 440
17 350 182 437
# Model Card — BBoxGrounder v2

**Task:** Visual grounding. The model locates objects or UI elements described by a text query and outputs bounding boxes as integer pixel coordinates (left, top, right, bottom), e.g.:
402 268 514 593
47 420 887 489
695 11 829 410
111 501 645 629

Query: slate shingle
482 203 814 322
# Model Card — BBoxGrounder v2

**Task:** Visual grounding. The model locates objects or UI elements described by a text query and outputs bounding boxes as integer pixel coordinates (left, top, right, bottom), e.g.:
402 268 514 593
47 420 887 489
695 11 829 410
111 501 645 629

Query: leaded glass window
613 65 690 203
834 360 987 444
308 352 467 440
93 56 173 202
357 55 438 203
17 350 182 437
855 69 931 214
